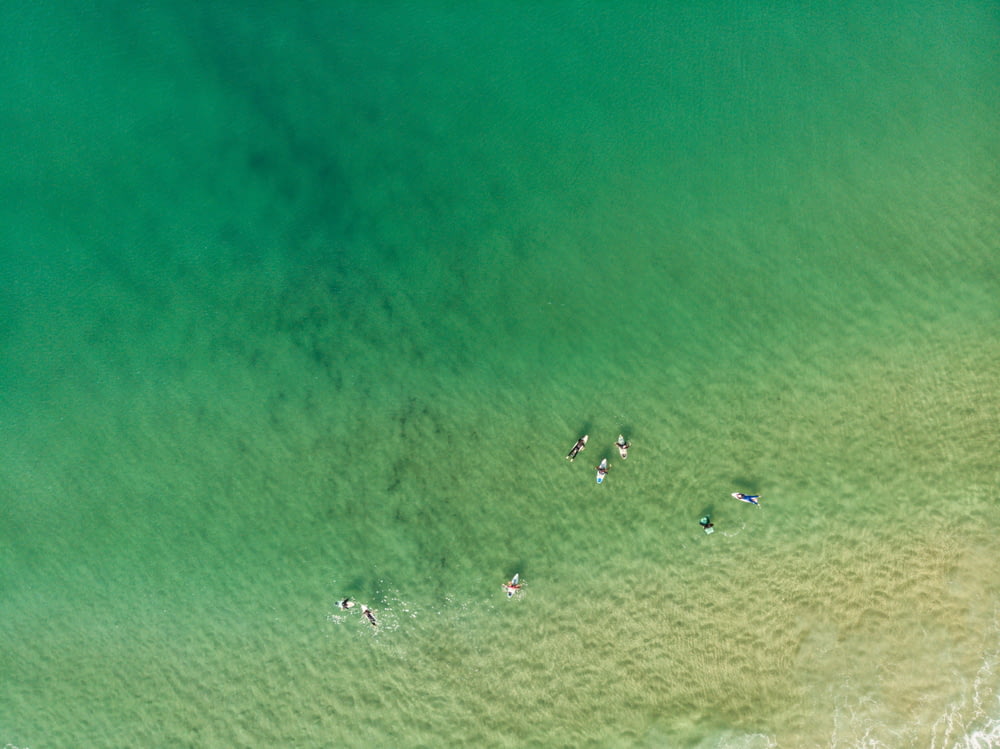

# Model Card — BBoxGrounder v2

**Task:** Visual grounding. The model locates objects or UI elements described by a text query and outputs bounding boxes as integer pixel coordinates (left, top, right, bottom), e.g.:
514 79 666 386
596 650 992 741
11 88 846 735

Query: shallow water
2 2 998 747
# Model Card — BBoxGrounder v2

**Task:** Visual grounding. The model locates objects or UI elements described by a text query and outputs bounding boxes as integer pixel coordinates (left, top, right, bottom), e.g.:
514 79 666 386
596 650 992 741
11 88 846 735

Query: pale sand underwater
2 1 999 747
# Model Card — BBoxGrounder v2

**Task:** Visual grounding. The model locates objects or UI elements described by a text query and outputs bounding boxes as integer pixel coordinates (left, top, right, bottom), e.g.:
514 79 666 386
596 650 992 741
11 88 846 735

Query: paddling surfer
361 604 378 627
566 435 588 461
732 492 761 507
502 574 522 598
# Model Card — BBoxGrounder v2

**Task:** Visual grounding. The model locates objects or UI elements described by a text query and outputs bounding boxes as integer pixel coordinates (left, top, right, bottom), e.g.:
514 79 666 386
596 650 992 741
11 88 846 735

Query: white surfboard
567 435 588 461
361 604 377 627
596 458 608 484
615 435 629 460
732 492 761 506
504 573 520 598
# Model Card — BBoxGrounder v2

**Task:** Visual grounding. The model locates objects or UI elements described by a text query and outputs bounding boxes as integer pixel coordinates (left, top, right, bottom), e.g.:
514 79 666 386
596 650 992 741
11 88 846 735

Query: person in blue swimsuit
732 492 761 507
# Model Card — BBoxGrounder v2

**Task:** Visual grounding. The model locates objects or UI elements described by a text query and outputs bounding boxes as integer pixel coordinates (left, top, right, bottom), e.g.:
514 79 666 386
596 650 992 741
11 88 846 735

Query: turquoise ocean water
2 2 998 746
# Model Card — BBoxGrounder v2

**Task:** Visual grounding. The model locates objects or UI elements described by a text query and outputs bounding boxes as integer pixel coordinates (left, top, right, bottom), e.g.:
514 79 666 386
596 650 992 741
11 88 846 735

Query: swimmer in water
699 516 715 533
361 604 377 627
732 492 761 507
502 573 522 598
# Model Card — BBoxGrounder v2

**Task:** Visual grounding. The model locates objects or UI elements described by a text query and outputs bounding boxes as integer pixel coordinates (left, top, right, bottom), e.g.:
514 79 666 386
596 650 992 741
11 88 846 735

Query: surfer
502 573 522 598
566 435 588 461
361 604 378 627
732 493 761 507
338 598 356 610
699 516 714 533
615 435 630 460
595 460 610 483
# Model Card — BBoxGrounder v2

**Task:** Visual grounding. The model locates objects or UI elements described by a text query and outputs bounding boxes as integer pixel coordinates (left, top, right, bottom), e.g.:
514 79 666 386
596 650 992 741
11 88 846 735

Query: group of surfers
566 433 763 506
337 598 378 627
340 435 764 621
500 439 762 596
566 434 630 482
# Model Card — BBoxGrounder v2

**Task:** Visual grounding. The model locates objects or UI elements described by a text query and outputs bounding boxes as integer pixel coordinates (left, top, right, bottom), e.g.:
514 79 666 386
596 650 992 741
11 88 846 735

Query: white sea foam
956 713 1000 749
931 622 1000 749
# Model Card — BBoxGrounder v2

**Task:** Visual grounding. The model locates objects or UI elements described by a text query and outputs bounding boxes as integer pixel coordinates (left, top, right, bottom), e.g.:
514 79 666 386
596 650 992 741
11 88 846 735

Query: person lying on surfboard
338 598 356 610
502 573 522 598
732 492 761 507
361 604 378 627
615 435 630 459
566 435 588 461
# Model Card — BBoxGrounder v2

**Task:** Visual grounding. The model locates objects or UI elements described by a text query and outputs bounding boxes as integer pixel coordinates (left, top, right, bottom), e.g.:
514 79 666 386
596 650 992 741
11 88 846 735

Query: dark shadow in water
731 476 762 493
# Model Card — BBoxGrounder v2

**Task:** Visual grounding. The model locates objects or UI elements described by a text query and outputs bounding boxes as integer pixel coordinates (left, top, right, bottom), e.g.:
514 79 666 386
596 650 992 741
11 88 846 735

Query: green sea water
2 2 998 747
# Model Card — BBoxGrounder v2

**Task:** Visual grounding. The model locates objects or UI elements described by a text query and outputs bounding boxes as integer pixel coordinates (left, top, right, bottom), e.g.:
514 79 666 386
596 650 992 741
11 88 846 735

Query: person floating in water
338 598 356 610
732 492 761 507
361 604 378 627
566 435 588 461
502 573 522 598
699 516 715 534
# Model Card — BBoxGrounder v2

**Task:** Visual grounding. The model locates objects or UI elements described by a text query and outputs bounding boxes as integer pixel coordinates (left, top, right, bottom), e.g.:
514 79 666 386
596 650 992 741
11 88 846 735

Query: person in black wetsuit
566 436 587 461
361 604 377 627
